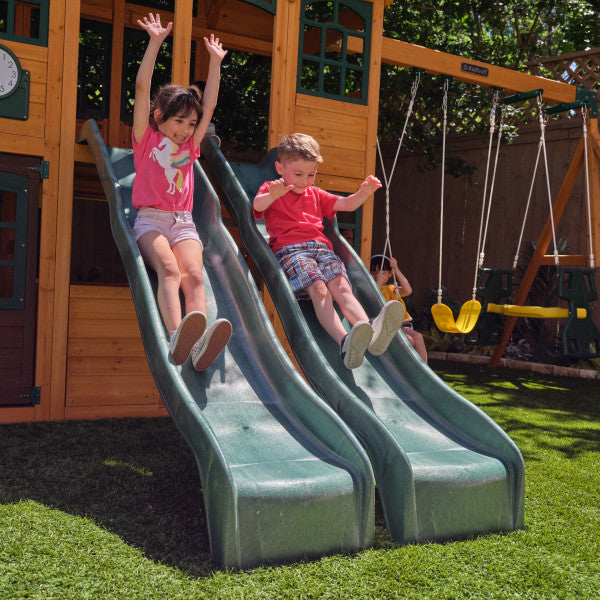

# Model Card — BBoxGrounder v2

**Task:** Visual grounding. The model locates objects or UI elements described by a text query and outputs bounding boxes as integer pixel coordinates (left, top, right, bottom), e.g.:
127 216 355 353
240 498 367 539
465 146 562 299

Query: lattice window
298 0 371 105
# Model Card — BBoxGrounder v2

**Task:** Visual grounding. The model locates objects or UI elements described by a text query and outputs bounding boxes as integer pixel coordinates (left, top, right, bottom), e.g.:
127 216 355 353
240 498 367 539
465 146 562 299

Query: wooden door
0 154 42 406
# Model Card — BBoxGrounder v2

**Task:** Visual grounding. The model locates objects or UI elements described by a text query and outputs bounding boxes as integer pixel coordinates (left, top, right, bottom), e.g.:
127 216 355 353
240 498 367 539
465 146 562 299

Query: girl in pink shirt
132 12 231 370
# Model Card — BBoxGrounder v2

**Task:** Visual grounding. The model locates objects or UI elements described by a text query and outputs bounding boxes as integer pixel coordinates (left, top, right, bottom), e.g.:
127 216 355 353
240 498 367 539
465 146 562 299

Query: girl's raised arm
193 34 227 149
132 13 172 144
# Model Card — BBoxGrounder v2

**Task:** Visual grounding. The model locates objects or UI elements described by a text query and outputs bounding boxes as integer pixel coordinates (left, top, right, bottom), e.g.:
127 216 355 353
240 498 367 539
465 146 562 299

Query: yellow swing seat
431 299 482 334
487 303 587 319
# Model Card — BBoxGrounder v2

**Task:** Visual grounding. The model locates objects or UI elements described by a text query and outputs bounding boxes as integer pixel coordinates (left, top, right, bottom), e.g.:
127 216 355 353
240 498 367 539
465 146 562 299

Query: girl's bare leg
172 238 207 316
137 231 182 334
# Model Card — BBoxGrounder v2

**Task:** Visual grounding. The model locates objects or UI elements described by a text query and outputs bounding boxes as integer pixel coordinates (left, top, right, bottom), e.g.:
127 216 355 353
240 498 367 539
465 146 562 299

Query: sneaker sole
343 321 373 369
171 312 207 365
369 301 405 355
193 320 232 371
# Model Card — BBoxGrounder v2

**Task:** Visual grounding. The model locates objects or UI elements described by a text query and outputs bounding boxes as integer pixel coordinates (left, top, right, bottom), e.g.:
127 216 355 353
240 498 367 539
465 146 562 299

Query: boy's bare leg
327 276 369 324
305 280 349 343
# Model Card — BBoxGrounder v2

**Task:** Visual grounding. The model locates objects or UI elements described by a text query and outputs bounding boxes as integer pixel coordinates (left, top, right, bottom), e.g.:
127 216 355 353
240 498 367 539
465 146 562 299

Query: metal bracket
28 160 49 179
500 89 543 105
19 386 41 405
575 86 598 118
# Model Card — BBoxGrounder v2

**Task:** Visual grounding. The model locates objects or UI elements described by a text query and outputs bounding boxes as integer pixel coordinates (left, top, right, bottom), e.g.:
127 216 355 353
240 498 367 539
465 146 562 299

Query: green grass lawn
1 360 599 599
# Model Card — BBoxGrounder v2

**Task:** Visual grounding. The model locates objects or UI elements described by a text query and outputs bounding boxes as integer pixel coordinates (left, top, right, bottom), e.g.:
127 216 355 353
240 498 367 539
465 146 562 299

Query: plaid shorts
275 241 347 291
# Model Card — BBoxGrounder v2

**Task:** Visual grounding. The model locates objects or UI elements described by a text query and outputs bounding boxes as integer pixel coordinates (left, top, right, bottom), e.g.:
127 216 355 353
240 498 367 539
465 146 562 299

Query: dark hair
150 84 203 130
370 254 390 271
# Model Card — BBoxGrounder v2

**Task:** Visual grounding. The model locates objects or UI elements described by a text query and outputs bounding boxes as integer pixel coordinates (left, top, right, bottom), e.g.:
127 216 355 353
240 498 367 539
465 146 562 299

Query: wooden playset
0 0 597 423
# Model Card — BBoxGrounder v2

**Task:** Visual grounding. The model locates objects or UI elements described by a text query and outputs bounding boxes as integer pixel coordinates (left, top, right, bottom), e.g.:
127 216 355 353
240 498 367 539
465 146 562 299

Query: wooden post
108 0 125 146
360 0 385 266
172 0 194 86
47 0 81 420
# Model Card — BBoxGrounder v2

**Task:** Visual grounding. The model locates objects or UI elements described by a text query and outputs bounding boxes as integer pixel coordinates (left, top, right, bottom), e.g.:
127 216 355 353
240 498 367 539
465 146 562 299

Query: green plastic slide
201 135 525 545
79 120 375 569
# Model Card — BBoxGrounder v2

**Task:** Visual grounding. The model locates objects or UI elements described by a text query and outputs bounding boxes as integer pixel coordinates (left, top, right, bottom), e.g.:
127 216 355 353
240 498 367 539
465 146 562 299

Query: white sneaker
340 321 373 369
368 300 405 355
191 319 232 371
169 311 207 365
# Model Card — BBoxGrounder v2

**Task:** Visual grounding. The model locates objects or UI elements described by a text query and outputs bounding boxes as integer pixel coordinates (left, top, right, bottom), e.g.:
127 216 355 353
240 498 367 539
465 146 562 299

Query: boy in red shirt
253 133 404 369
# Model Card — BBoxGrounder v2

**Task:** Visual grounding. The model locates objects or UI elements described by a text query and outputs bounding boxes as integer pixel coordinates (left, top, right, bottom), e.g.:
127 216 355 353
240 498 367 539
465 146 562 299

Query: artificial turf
0 359 598 599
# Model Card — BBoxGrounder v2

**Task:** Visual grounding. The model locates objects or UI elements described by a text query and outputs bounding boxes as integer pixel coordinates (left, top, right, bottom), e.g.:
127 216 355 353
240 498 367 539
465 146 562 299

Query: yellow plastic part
487 303 587 319
431 300 482 334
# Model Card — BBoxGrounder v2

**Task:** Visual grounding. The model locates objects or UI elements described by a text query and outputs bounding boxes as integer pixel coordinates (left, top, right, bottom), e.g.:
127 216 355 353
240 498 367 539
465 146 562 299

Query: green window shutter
297 0 371 105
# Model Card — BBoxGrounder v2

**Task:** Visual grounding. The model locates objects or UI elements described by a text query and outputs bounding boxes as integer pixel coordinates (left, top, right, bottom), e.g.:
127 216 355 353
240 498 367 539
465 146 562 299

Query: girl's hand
137 13 172 42
360 175 382 196
267 178 293 199
390 257 398 269
204 34 228 63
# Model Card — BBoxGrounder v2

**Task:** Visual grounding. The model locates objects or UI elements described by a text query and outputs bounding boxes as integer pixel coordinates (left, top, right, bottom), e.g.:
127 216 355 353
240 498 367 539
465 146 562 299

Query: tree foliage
378 1 598 150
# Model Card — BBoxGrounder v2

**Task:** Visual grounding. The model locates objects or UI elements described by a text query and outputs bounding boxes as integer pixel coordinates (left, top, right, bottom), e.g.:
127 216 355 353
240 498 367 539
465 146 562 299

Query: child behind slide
131 12 231 370
370 254 428 363
253 132 405 369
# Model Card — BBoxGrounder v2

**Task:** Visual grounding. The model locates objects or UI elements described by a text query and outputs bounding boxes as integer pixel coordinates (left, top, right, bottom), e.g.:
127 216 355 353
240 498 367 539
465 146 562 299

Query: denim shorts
133 207 202 248
275 241 347 291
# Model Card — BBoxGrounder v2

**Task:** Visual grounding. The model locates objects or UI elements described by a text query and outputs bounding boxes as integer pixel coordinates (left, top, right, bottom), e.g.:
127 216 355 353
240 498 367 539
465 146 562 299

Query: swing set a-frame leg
489 137 588 367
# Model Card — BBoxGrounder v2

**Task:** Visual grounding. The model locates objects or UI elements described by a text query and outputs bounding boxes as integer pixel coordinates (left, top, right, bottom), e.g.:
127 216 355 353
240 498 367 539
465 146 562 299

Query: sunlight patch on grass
102 459 153 477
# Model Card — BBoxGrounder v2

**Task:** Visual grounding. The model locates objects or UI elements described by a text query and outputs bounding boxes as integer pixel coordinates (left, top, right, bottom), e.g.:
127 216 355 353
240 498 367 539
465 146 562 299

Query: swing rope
512 100 544 269
537 93 561 266
581 103 595 268
376 69 421 296
436 77 449 306
477 91 505 275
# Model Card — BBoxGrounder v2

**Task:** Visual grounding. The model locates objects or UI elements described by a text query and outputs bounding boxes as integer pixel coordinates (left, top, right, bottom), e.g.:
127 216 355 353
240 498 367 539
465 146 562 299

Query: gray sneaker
340 321 373 369
169 311 207 365
368 300 405 355
191 319 232 371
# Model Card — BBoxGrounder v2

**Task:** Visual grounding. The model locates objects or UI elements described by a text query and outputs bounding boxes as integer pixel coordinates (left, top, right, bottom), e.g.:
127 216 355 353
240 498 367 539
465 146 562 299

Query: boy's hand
266 178 294 200
137 13 172 42
360 175 382 196
390 257 398 269
204 34 228 63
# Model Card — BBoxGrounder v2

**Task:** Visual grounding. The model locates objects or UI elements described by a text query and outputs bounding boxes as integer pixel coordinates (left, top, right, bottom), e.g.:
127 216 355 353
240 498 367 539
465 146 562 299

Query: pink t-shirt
132 126 200 212
253 183 340 252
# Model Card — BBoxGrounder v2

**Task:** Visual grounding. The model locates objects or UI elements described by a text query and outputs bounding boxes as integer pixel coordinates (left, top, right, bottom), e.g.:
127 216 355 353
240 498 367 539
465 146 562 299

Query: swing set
377 63 600 363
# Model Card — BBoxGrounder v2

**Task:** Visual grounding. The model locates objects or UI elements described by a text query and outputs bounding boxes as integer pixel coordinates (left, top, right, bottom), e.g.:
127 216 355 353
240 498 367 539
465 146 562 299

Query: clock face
0 46 21 99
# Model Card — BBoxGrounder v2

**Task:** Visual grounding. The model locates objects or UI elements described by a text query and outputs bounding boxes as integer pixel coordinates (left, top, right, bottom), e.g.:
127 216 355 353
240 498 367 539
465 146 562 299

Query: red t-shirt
253 183 340 252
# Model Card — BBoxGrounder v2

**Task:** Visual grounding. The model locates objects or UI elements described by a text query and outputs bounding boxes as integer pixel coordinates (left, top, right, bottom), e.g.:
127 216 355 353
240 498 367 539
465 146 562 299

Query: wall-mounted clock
0 45 22 99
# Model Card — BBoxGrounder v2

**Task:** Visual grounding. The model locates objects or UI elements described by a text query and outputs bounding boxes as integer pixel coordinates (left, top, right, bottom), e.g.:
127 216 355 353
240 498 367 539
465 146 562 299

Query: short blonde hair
278 133 323 164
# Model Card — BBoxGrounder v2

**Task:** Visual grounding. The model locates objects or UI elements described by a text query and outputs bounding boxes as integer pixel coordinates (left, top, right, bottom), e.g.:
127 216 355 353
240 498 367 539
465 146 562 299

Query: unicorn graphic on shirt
149 137 192 195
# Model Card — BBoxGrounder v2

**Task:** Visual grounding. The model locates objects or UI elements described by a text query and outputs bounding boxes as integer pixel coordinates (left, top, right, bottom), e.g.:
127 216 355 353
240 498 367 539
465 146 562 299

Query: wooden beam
381 37 578 105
